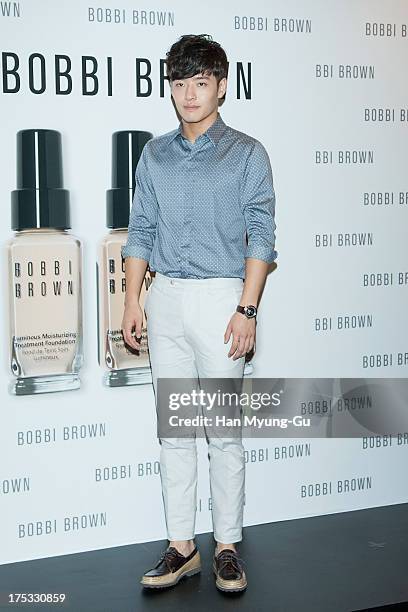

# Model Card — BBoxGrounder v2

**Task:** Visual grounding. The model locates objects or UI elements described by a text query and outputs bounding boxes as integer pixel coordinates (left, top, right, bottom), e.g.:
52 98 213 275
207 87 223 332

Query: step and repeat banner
0 0 407 564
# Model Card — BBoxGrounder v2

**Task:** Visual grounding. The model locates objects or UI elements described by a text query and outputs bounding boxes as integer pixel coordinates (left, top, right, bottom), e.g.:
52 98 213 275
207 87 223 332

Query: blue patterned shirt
121 113 277 279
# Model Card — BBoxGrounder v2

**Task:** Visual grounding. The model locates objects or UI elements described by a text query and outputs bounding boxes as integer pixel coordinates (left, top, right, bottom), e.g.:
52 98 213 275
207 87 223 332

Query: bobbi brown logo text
1 52 252 99
14 260 76 298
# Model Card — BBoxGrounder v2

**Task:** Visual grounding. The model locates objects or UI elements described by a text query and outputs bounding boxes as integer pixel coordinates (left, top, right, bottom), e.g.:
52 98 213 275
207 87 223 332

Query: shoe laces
216 550 245 574
158 547 184 572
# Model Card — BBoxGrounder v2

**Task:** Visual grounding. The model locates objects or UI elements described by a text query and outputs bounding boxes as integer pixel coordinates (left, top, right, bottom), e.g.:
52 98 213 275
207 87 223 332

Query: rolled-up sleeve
121 142 158 261
241 140 278 264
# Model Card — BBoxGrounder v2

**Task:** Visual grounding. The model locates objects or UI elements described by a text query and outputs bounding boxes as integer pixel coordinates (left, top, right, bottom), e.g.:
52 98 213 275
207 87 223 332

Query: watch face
245 305 256 318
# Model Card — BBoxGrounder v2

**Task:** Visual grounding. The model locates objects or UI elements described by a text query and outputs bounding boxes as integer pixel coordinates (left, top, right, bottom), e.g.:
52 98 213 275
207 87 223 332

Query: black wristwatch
236 304 257 319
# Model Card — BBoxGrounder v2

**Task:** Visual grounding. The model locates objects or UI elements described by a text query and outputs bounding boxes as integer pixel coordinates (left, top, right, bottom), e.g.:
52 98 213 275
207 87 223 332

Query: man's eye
197 82 207 86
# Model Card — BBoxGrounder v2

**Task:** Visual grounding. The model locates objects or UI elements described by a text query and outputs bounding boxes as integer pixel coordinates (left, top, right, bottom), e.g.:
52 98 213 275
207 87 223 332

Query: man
121 34 277 593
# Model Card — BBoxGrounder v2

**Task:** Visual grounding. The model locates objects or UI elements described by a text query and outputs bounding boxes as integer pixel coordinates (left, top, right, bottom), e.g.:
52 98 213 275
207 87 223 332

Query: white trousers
144 272 246 544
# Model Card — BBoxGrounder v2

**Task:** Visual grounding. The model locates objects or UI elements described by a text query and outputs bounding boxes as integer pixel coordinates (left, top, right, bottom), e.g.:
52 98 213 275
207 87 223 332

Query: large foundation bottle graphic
97 130 153 387
7 129 83 395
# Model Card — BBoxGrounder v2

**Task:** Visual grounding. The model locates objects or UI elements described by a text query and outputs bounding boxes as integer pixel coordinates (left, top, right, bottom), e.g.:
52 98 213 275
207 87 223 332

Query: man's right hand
122 302 143 350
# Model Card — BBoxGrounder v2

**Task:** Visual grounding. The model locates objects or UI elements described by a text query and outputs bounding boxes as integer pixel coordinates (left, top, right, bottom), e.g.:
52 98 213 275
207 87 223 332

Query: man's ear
218 77 227 98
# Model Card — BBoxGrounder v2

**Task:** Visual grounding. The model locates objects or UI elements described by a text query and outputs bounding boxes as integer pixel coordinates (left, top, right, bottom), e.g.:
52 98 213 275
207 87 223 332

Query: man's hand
224 312 256 360
122 302 143 350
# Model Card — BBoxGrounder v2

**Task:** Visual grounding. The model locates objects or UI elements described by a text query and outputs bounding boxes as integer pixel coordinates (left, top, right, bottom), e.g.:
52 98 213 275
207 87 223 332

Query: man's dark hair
166 34 229 93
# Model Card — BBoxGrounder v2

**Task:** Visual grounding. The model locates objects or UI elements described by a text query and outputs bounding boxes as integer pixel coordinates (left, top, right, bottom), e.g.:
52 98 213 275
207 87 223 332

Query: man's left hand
224 312 256 360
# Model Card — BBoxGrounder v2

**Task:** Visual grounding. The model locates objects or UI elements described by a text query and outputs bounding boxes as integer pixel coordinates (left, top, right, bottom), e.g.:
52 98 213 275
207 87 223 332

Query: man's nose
185 84 196 99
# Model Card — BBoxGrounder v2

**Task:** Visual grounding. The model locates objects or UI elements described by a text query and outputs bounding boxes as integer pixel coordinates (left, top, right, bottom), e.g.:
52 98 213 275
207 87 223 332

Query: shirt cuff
245 243 278 264
121 243 152 261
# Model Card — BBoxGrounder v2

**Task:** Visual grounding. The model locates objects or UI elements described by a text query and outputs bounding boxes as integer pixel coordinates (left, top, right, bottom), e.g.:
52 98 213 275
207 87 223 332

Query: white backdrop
0 0 407 564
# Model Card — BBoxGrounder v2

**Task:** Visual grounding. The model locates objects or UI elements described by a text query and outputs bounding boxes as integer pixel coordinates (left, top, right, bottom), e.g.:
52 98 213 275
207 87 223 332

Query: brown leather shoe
213 548 247 592
141 546 201 588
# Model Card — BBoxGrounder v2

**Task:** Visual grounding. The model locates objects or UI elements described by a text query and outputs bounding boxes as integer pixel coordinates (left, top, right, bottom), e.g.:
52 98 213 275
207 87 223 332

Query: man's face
170 72 227 123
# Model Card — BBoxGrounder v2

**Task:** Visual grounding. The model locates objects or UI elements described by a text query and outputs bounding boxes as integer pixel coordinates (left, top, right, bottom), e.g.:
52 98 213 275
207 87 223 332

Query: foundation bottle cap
11 129 71 231
106 130 152 229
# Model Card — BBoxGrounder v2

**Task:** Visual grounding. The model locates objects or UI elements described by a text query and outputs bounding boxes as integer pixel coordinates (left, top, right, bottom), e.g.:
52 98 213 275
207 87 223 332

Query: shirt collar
167 113 227 148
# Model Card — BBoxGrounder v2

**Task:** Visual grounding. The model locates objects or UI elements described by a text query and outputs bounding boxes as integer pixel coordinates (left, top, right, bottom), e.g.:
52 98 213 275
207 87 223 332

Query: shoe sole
212 562 247 592
141 552 201 589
